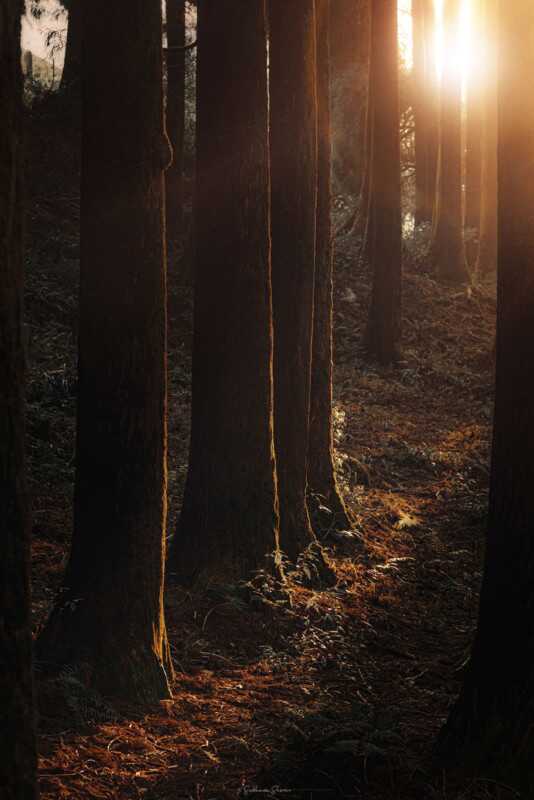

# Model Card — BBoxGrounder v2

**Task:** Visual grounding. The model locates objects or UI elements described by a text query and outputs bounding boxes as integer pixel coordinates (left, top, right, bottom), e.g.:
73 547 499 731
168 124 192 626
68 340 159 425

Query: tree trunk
0 2 38 796
60 0 81 95
364 0 402 364
269 0 318 562
437 4 534 791
424 0 439 225
309 0 352 534
165 0 185 264
430 0 468 283
329 0 370 200
36 0 173 704
413 0 436 226
169 0 278 584
464 0 483 269
477 0 497 275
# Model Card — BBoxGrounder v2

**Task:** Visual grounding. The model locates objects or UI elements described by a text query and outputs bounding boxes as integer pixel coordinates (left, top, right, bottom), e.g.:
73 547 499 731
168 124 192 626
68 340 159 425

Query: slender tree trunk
165 0 185 264
364 0 402 364
309 0 352 534
424 0 439 224
36 0 173 704
477 0 497 275
430 0 468 283
413 0 431 226
269 0 318 562
464 0 483 269
437 4 534 790
169 0 278 584
0 2 38 796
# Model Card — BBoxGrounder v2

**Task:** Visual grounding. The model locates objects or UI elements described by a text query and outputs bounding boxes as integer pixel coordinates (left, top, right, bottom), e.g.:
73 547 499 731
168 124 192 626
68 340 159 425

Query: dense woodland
1 0 534 798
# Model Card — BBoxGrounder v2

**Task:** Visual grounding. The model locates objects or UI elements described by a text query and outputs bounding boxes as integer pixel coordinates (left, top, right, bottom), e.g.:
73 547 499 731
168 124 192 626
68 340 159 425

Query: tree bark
464 0 483 269
437 4 534 790
364 0 402 364
413 0 436 226
477 0 497 275
430 0 468 283
309 0 352 534
165 0 185 264
0 2 38 796
269 0 318 562
169 0 278 584
36 0 173 704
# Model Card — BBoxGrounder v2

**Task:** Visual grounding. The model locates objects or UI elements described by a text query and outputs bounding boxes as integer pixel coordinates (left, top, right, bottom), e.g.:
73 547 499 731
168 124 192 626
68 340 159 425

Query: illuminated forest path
29 204 496 799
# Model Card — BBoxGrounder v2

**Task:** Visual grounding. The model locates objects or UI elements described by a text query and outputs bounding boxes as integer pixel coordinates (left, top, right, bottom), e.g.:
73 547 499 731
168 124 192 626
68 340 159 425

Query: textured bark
364 0 402 364
0 3 38 797
329 0 370 199
308 0 352 534
169 0 278 583
464 0 483 269
477 0 497 275
430 0 468 283
437 5 534 790
36 0 173 704
165 0 185 262
269 0 318 562
413 0 436 226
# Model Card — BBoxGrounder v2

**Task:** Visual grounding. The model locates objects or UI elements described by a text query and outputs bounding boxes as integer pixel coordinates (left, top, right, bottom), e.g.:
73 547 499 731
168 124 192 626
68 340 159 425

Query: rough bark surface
0 2 38 797
309 0 352 534
430 0 468 283
437 5 534 790
169 0 278 584
269 0 318 562
36 0 173 704
165 0 185 263
364 0 402 364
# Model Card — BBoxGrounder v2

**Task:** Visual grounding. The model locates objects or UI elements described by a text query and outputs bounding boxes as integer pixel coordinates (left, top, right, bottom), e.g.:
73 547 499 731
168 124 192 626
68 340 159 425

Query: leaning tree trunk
169 0 278 584
269 0 318 563
364 0 402 364
308 0 352 534
0 2 38 797
165 0 185 264
430 0 468 283
436 3 534 791
477 0 497 276
36 0 174 704
464 0 483 269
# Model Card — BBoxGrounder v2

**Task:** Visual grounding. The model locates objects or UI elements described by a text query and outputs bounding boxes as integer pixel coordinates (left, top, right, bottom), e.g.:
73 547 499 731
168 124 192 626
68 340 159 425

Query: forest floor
27 107 500 800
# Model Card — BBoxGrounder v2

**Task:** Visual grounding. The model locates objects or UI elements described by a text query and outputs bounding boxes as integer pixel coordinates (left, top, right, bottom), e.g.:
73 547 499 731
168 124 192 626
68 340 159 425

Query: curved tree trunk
364 0 402 364
36 0 173 704
269 0 318 563
0 2 38 796
437 4 534 791
430 0 468 283
308 0 352 534
169 0 278 584
165 0 185 265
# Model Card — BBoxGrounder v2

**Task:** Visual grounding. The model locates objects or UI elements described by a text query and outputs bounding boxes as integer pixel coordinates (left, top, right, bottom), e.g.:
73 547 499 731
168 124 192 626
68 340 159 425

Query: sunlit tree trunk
364 0 402 364
464 0 483 269
477 0 497 275
424 0 439 224
165 0 185 264
36 0 174 703
0 2 38 796
413 0 433 226
309 0 352 534
169 0 278 583
269 0 318 562
437 4 534 790
430 0 468 283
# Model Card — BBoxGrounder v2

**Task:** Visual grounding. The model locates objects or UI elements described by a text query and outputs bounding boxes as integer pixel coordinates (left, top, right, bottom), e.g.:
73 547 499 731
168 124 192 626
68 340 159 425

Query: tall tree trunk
464 0 483 269
430 0 468 283
364 0 402 364
60 0 81 95
424 0 439 225
437 4 534 790
413 0 430 226
329 0 370 200
309 0 352 534
165 0 185 264
0 2 38 796
269 0 318 562
169 0 278 583
477 0 497 275
36 0 173 704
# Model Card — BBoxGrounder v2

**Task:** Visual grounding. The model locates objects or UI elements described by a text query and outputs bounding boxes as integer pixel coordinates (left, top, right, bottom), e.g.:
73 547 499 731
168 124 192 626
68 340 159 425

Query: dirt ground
26 103 501 800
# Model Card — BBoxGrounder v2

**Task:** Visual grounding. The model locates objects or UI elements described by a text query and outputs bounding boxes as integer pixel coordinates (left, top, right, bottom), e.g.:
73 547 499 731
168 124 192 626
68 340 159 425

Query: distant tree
430 0 468 283
364 0 402 364
309 0 352 533
464 0 483 268
168 0 278 582
36 0 173 703
165 0 185 263
477 0 497 275
0 2 38 796
437 3 534 790
269 0 318 561
413 0 437 226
